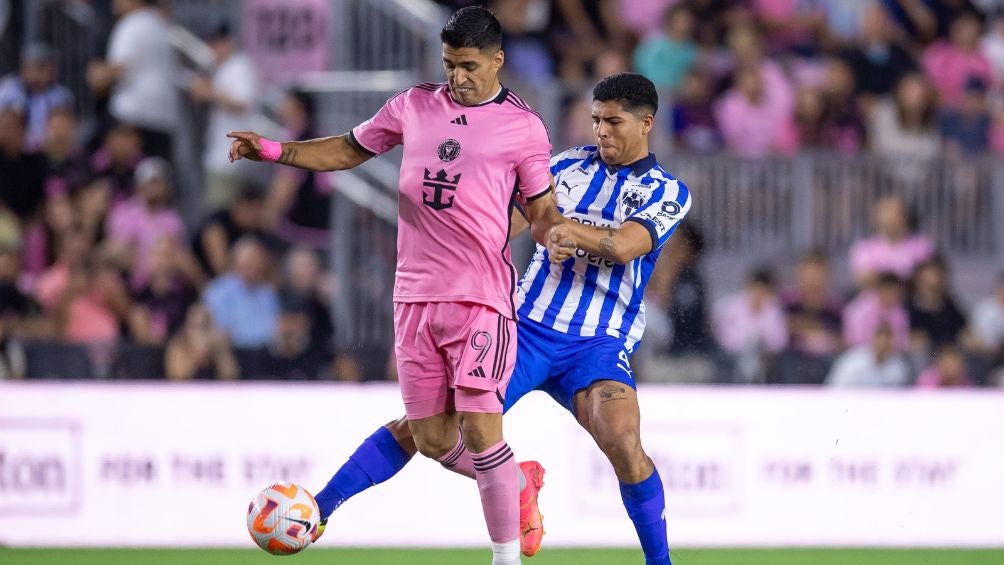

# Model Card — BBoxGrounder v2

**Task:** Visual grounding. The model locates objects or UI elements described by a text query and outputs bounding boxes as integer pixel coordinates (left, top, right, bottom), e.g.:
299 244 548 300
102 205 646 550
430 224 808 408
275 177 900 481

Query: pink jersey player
227 7 570 563
351 82 551 319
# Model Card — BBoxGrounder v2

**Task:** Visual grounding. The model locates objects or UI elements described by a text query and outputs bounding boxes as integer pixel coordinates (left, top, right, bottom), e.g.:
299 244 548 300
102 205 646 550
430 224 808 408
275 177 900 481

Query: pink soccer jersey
351 83 552 318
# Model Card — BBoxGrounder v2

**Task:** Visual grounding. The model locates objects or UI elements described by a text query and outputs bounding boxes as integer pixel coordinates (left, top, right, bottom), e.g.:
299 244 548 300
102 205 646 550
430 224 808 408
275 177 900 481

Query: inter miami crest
438 138 461 162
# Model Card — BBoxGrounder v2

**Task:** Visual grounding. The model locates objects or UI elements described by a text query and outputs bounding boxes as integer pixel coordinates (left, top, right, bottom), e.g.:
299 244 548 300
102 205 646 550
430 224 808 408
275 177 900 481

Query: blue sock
619 467 671 565
314 426 412 519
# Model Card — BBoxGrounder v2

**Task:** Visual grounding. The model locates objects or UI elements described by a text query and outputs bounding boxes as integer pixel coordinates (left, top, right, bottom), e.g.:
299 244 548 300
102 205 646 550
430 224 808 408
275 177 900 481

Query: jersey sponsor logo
559 179 575 194
437 138 461 162
422 168 462 211
449 114 468 125
660 201 681 216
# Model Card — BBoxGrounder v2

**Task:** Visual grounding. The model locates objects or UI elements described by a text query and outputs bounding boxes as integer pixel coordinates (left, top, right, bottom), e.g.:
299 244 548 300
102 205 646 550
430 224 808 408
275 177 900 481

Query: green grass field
2 548 1002 565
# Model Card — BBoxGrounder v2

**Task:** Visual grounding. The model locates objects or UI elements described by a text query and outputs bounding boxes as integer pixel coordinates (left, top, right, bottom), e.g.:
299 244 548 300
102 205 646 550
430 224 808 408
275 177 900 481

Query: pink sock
472 441 519 543
436 433 476 479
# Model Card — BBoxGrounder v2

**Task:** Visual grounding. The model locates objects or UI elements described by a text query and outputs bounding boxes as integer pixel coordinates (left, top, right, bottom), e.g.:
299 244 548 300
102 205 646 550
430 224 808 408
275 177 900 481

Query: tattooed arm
562 220 653 264
226 131 372 172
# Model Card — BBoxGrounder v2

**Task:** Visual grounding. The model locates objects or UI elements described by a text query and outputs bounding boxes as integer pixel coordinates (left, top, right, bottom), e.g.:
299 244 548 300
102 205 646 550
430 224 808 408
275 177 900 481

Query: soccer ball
247 482 320 555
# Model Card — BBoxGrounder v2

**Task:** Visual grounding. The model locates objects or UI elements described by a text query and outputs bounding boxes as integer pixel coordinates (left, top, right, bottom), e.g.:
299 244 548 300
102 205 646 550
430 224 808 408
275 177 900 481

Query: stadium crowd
1 0 1003 387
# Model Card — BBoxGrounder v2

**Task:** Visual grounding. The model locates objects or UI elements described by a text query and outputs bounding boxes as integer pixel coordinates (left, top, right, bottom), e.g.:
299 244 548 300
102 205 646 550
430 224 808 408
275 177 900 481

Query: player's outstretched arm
227 131 372 172
563 220 653 265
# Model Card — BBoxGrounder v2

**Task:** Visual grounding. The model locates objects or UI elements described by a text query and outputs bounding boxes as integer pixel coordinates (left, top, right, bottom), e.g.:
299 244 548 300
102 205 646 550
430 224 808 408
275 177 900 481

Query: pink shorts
394 301 516 420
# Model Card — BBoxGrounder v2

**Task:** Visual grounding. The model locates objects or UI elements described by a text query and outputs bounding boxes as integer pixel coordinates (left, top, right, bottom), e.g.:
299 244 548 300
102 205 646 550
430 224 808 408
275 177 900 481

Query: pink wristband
259 138 282 161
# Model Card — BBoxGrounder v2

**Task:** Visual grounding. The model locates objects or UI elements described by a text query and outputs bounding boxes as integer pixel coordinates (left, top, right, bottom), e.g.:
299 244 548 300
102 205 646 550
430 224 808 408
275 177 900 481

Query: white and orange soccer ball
247 482 321 555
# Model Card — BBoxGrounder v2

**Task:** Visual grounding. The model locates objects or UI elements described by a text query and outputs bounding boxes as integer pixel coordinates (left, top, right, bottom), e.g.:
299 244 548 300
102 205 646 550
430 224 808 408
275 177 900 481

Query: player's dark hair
592 72 659 116
441 6 502 52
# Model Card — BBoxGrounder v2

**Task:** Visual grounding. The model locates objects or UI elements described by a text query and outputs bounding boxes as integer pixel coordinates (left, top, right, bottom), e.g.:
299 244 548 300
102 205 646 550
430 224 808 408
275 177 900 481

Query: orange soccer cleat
518 460 547 557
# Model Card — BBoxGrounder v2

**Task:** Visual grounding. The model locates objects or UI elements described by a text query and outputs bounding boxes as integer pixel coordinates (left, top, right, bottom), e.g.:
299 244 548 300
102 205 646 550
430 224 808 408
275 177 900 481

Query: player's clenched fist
546 223 576 263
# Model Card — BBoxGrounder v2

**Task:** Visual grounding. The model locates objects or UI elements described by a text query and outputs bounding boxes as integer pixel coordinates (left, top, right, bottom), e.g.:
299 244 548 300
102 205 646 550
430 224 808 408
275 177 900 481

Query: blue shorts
502 317 636 414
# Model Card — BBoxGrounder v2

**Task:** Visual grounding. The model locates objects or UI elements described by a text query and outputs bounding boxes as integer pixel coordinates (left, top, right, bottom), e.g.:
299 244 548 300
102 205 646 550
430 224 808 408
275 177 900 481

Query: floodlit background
1 0 1003 561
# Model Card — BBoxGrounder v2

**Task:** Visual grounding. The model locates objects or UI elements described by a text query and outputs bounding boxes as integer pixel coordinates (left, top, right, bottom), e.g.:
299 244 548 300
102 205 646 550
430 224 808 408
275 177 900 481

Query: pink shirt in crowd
922 42 993 107
714 61 796 157
842 291 910 351
352 83 551 318
106 198 185 286
33 264 120 343
849 234 934 282
915 367 971 388
713 292 789 354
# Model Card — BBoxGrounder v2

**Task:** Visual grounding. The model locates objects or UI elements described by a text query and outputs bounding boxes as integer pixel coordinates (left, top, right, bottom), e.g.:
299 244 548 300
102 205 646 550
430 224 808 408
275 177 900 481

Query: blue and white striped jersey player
311 73 691 565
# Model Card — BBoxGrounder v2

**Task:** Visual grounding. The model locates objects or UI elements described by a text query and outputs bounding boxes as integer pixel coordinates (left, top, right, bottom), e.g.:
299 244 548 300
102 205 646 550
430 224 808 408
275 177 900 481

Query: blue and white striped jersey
516 146 692 350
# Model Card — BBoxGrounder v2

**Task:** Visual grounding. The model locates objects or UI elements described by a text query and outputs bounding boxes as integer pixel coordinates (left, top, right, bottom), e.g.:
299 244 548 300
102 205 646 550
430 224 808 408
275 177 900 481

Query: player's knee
594 427 649 480
411 430 456 460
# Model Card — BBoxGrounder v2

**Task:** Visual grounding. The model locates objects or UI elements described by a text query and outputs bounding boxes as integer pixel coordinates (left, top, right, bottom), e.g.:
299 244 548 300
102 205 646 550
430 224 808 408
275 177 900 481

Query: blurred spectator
203 237 279 348
940 76 992 156
644 222 718 383
880 0 978 44
922 11 992 108
42 110 90 197
491 0 554 82
820 0 876 45
0 42 74 150
89 122 144 202
842 272 910 351
632 4 698 91
815 58 865 153
908 256 967 353
982 11 1004 81
0 110 47 223
193 185 277 278
826 322 911 387
849 195 934 287
916 343 971 387
87 0 179 161
868 73 941 159
190 22 259 209
104 157 187 287
127 236 199 346
966 271 1004 355
0 206 18 250
279 247 334 354
842 4 918 99
265 91 333 249
165 302 238 380
35 236 131 345
752 0 826 56
0 244 36 325
714 65 795 157
781 250 843 356
549 0 630 84
714 25 796 156
0 303 26 377
671 70 721 151
713 266 788 382
264 295 331 380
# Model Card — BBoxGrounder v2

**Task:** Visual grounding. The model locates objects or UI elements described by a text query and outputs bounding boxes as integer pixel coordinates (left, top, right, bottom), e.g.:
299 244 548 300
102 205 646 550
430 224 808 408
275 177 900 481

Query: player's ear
641 114 654 135
493 49 504 70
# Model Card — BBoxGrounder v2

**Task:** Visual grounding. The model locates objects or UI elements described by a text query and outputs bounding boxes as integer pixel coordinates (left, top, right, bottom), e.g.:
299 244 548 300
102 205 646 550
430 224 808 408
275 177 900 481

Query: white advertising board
1 382 1002 547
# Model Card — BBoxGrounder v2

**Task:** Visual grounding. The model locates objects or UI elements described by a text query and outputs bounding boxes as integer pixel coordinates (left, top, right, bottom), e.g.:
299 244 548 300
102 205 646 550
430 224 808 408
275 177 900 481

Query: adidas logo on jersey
467 366 487 379
450 114 468 125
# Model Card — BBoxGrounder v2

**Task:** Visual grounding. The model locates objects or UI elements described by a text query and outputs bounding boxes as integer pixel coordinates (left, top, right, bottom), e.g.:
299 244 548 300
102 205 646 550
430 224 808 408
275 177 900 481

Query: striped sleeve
625 178 692 252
